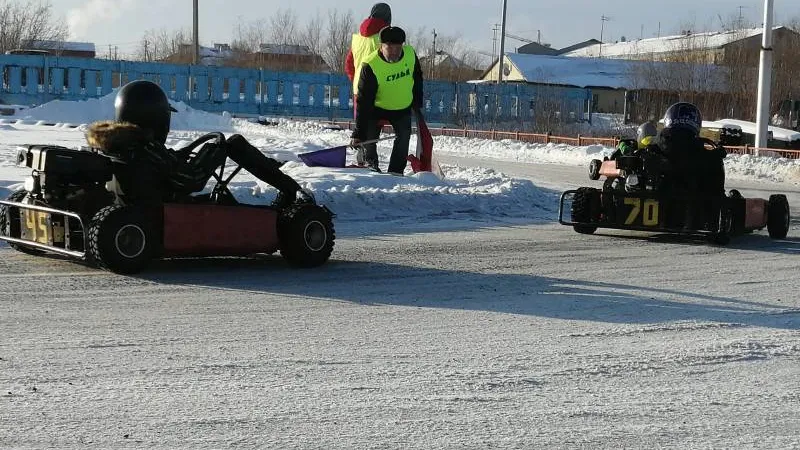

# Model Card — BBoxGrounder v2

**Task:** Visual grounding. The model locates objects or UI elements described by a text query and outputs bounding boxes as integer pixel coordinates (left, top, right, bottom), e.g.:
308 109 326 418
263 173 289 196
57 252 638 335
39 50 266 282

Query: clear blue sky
52 0 800 58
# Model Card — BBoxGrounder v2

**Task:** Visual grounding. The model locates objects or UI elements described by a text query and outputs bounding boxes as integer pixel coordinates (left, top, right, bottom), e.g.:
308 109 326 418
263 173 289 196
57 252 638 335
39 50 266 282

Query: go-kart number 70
624 198 659 226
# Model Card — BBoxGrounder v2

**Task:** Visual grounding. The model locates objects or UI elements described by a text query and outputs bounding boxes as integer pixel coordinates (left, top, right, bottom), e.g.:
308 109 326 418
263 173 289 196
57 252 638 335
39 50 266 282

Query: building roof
28 40 96 53
486 53 727 92
561 26 787 58
420 51 474 69
257 44 314 55
516 42 559 56
557 39 601 55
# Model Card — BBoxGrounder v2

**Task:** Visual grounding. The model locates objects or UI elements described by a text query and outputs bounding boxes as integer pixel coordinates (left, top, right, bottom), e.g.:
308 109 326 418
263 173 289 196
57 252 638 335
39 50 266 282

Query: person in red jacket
345 3 392 165
345 3 392 90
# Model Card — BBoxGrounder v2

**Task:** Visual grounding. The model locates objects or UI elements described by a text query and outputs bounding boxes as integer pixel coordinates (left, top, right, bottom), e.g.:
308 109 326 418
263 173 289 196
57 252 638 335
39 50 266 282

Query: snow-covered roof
562 26 786 58
501 53 727 92
28 40 95 53
258 44 313 55
706 119 800 142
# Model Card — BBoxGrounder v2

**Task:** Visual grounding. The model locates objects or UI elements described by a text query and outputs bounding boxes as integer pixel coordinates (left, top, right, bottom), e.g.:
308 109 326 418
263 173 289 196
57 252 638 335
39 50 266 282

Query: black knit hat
380 26 405 44
370 3 391 23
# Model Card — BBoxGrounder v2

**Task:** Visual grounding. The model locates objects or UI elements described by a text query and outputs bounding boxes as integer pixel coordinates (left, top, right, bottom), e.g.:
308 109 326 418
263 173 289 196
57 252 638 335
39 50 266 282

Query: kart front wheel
588 159 602 180
278 204 335 268
0 190 45 256
767 194 790 239
571 187 600 235
87 205 156 274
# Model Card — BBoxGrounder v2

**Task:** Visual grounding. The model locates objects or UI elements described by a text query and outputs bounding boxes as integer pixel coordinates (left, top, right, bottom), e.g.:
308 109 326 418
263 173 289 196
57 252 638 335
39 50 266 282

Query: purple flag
298 146 347 168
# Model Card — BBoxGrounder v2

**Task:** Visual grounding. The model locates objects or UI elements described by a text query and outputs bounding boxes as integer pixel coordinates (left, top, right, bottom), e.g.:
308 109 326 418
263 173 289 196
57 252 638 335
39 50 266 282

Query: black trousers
362 110 413 174
192 134 301 194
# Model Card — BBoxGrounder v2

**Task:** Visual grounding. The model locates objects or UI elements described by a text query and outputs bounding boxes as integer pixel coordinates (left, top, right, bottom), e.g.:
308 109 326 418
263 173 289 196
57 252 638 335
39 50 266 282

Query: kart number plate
20 210 64 245
623 198 660 227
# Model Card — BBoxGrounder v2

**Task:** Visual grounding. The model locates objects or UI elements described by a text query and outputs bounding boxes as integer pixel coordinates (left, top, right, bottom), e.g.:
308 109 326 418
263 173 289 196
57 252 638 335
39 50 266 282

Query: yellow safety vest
365 45 416 111
351 33 381 95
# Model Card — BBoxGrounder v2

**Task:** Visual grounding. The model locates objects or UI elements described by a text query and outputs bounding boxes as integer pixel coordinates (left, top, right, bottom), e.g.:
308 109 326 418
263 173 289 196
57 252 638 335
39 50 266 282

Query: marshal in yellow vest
365 45 416 111
351 33 381 95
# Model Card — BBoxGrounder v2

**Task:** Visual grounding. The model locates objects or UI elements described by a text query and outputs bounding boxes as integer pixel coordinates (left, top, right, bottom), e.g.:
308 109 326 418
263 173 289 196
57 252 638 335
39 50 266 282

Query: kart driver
85 80 311 207
610 121 658 160
656 102 725 197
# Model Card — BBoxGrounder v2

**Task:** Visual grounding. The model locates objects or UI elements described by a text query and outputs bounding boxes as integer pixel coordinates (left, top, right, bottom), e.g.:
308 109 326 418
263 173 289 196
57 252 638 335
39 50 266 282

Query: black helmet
370 3 391 23
114 80 176 144
662 102 702 135
636 121 657 143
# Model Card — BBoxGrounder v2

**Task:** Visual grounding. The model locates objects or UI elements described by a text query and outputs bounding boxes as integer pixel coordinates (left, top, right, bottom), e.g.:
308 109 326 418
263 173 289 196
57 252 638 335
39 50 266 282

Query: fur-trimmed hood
85 120 155 156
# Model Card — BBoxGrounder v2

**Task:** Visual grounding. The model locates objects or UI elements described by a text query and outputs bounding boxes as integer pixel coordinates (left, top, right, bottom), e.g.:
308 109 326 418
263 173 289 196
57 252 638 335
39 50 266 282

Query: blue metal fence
0 55 590 127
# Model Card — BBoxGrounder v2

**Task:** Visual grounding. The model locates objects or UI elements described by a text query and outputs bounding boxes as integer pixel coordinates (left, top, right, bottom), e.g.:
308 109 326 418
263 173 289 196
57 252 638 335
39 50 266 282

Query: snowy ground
2 97 800 448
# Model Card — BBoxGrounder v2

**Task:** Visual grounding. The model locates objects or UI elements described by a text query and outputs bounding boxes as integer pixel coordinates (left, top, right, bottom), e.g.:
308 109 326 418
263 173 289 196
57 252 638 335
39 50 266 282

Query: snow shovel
351 135 396 167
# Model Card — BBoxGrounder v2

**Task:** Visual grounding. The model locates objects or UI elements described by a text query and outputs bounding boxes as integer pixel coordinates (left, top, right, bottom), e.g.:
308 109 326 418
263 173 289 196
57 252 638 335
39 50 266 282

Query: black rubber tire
767 194 790 239
87 205 155 274
0 190 46 255
588 159 602 180
278 204 335 268
571 187 599 235
711 212 732 245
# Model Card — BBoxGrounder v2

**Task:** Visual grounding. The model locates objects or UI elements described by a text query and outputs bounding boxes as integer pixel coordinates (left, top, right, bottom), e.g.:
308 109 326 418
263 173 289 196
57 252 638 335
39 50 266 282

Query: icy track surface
1 112 800 448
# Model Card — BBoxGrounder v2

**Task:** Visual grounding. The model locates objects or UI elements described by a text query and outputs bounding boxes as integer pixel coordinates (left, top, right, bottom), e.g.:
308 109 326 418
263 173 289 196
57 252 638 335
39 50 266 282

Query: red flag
407 112 444 178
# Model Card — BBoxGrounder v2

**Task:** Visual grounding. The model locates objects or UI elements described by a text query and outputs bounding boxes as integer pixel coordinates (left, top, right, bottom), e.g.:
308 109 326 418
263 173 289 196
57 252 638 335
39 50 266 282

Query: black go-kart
559 138 791 244
0 134 336 274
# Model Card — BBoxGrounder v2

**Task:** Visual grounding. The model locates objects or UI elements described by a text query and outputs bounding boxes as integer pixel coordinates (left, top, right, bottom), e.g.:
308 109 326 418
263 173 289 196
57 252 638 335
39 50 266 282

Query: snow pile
4 91 238 131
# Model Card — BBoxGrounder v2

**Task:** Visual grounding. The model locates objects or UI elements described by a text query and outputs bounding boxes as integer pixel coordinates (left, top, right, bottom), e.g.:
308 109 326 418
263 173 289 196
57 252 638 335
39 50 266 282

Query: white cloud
66 0 137 40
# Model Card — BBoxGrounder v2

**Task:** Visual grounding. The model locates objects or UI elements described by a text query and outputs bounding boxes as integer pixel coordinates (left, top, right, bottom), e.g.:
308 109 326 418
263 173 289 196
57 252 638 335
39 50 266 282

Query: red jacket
345 17 390 82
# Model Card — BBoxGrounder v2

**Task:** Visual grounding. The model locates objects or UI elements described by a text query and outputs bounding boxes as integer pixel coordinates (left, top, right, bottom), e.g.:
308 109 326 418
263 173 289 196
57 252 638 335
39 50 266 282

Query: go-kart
0 133 335 274
559 139 791 244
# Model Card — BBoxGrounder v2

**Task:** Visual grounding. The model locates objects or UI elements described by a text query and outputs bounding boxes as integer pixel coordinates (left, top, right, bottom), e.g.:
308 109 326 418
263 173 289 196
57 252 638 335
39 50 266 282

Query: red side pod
162 204 280 257
743 198 768 230
599 160 621 179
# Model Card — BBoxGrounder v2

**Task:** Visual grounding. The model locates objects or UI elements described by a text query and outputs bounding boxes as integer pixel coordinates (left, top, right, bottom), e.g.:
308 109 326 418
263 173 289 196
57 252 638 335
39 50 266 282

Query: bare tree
321 8 354 74
300 10 325 59
0 0 67 53
231 18 269 54
269 8 299 45
135 28 190 62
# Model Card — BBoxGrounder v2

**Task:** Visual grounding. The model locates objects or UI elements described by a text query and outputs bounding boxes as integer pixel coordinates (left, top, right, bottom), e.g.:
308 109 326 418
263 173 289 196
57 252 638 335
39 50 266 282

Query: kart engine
17 145 116 214
615 150 668 192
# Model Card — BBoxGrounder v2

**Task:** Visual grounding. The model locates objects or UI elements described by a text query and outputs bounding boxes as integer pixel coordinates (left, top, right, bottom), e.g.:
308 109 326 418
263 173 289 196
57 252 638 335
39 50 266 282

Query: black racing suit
657 127 726 228
352 50 423 174
86 121 302 206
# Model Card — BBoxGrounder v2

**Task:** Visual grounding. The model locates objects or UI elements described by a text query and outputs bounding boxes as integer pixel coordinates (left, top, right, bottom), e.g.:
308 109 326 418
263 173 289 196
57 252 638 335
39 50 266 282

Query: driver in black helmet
657 102 725 196
657 102 726 227
84 80 309 207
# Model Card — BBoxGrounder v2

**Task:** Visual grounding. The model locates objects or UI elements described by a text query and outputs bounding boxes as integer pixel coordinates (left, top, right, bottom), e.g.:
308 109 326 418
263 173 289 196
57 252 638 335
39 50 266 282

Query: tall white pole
755 0 774 153
193 0 199 65
497 0 507 83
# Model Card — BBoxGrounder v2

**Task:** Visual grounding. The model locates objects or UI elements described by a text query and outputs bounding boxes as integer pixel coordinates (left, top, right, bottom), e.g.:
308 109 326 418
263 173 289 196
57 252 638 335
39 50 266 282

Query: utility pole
191 0 199 101
537 30 541 44
431 29 437 78
755 0 774 152
192 0 199 65
492 23 500 58
497 0 508 83
144 40 149 61
738 5 746 28
599 15 610 57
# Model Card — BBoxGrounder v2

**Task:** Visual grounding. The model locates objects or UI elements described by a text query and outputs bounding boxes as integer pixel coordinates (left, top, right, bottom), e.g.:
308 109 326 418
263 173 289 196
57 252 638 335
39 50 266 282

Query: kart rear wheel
278 204 335 268
711 209 732 245
588 159 602 180
0 189 46 256
767 194 790 239
87 205 155 274
571 187 599 234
